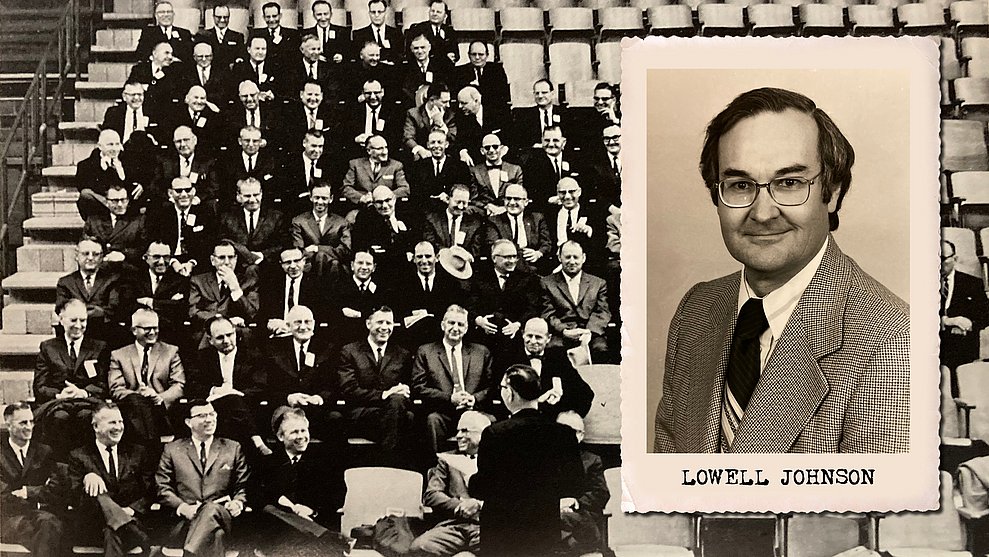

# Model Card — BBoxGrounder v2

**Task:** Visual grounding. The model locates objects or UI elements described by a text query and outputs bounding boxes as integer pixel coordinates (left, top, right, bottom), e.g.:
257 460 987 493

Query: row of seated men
1 398 608 557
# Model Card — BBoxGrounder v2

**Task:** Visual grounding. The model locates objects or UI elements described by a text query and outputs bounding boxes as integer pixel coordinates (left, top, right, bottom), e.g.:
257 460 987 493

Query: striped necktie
721 298 768 451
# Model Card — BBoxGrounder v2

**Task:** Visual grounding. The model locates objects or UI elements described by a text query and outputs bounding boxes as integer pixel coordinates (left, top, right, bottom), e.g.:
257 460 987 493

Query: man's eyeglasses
602 135 620 143
593 96 613 102
717 173 820 208
481 145 501 151
106 198 129 204
134 325 159 331
190 411 217 419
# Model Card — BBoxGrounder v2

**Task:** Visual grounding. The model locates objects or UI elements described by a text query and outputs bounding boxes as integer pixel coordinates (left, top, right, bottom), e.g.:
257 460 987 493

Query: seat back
401 6 431 29
174 8 202 34
879 471 968 551
698 3 746 35
957 455 989 516
957 361 989 441
577 364 620 444
340 467 424 537
646 5 694 34
604 467 696 548
205 7 251 34
942 227 980 277
786 514 862 557
599 6 646 35
942 119 989 172
798 3 845 30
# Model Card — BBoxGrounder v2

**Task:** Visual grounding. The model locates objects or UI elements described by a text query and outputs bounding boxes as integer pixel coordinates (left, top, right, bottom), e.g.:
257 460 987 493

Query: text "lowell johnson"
681 468 876 486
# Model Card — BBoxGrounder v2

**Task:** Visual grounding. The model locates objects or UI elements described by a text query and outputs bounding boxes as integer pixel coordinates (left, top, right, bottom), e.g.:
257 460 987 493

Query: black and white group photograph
0 0 986 555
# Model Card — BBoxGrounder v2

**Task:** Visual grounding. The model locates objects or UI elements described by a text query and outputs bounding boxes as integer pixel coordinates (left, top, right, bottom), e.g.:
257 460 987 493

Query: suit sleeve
467 428 497 501
586 279 611 336
392 165 410 200
260 213 290 263
403 111 420 152
187 276 213 324
160 347 186 407
338 347 384 404
472 347 493 405
291 218 306 249
422 460 461 518
840 327 910 453
109 350 137 400
340 161 365 205
534 215 552 258
230 442 250 504
33 344 62 403
156 443 186 509
540 278 568 335
576 454 609 514
411 348 451 409
84 343 111 398
556 426 585 499
234 268 261 321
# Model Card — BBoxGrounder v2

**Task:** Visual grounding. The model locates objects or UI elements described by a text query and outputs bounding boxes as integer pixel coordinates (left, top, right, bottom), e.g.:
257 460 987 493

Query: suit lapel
205 439 221 474
148 343 162 385
129 345 142 387
576 275 591 306
186 440 205 475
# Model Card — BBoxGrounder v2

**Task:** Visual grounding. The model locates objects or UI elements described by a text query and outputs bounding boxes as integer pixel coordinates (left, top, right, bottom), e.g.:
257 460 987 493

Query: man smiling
653 87 909 454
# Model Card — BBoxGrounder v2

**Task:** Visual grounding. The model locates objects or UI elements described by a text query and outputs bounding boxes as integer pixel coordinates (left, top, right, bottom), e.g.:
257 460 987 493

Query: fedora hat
438 245 474 280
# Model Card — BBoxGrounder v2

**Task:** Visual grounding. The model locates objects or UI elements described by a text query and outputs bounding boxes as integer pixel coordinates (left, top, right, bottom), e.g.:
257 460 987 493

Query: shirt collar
737 236 830 341
368 338 387 353
64 334 81 347
9 437 29 456
135 341 152 354
95 438 117 455
564 271 582 285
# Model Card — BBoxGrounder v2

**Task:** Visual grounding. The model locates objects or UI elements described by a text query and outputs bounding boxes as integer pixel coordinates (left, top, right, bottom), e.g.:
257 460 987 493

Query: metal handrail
0 0 94 327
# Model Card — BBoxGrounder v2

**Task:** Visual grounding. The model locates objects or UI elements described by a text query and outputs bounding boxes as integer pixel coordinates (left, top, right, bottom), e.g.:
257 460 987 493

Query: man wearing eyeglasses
129 241 190 345
452 41 509 111
110 308 185 449
468 133 523 217
83 184 146 271
653 87 909 454
197 5 245 70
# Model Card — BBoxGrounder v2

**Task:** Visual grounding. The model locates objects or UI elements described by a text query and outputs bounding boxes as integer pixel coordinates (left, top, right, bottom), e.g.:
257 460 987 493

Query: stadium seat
897 2 949 34
798 3 846 36
969 58 989 78
961 37 989 64
748 4 797 36
205 6 250 34
500 6 547 34
445 0 484 8
874 471 971 554
724 0 766 6
173 8 202 34
535 0 577 9
698 3 747 36
941 365 963 440
450 8 497 41
943 226 980 274
951 0 989 37
340 467 425 539
948 169 989 228
298 0 345 15
953 77 989 120
847 5 896 35
499 7 548 89
647 5 695 36
629 0 673 6
872 0 909 10
942 119 989 172
779 514 864 557
596 41 622 83
680 0 706 10
390 0 430 12
576 364 620 444
487 0 530 9
771 0 807 8
547 9 595 84
604 467 698 556
599 6 647 38
944 38 964 110
583 0 624 9
401 6 431 29
561 80 599 107
549 6 596 32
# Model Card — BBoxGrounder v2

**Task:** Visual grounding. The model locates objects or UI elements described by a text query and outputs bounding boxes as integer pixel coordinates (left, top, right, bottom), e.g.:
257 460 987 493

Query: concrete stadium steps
59 121 102 142
94 28 142 51
2 304 56 335
74 98 118 122
87 62 135 83
31 190 82 215
0 371 35 407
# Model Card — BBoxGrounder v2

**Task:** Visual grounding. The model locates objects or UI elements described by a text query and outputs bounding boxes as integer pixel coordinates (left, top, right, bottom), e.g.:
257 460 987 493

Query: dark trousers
2 510 64 557
33 396 100 459
347 395 414 466
118 393 174 446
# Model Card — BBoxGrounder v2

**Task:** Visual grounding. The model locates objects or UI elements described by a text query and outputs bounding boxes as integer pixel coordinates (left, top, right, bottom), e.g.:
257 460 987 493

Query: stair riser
0 374 34 406
15 245 76 273
2 306 55 335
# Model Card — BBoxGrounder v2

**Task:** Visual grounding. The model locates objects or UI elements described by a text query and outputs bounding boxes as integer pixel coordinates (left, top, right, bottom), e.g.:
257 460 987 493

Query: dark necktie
511 218 518 243
940 275 949 313
107 447 117 479
566 209 573 233
726 298 769 411
553 158 561 180
131 109 138 132
69 341 78 366
374 27 382 46
247 211 256 235
376 346 384 368
288 279 297 312
612 156 620 176
309 160 316 185
18 448 26 467
199 441 207 470
178 211 187 252
254 62 262 83
248 110 256 128
141 344 151 386
370 108 378 132
434 159 440 177
298 343 306 372
542 110 550 129
450 349 462 391
475 67 481 83
84 274 94 292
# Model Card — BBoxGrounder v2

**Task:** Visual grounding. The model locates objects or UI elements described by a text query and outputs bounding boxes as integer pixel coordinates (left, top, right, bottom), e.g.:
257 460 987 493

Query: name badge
259 73 268 82
577 216 587 227
264 174 273 180
383 174 394 180
84 360 98 378
171 31 180 39
315 119 323 129
189 172 199 184
381 39 390 49
553 114 560 123
193 225 204 232
376 119 385 131
196 117 207 127
273 35 282 44
227 40 238 45
171 292 184 300
139 116 150 128
329 30 336 39
304 352 315 367
425 71 433 83
454 230 466 245
552 377 562 391
500 170 510 182
186 213 197 226
313 168 322 178
153 70 165 80
561 161 570 172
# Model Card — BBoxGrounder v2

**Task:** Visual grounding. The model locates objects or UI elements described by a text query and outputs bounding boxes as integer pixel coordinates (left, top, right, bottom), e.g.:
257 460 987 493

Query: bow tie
527 353 542 360
486 164 502 169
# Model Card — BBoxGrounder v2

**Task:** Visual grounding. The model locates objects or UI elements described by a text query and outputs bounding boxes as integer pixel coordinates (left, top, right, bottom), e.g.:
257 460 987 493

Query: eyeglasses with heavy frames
717 173 821 208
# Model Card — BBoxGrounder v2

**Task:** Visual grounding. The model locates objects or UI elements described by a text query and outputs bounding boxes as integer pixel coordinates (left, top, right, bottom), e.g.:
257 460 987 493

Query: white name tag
329 30 336 39
186 213 197 226
273 35 282 44
425 71 433 83
470 79 479 86
455 230 466 245
227 40 238 45
577 216 587 227
196 117 207 127
376 119 385 131
561 161 570 172
500 170 509 182
315 119 323 128
313 168 322 178
259 73 268 82
193 225 204 232
153 70 165 80
304 352 315 367
139 116 150 128
84 360 98 378
189 172 199 184
171 31 180 39
381 39 390 49
264 174 273 180
383 174 394 180
553 114 560 123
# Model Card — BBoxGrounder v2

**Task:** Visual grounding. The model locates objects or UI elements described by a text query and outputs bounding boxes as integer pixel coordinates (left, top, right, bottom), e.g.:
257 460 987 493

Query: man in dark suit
510 80 570 157
145 176 215 275
412 304 493 454
327 250 391 344
279 37 341 105
406 0 458 62
188 241 262 334
109 308 186 447
337 78 404 162
352 0 405 65
501 317 594 419
547 177 604 268
302 0 352 64
256 407 347 552
152 126 217 207
556 411 609 555
488 184 552 274
136 0 195 63
128 41 189 110
130 241 190 346
468 133 523 217
405 82 458 161
219 81 279 151
230 37 280 106
391 241 466 350
68 403 155 557
250 2 302 67
523 126 581 212
941 239 989 397
469 364 584 557
265 306 344 446
583 123 622 210
101 81 160 146
217 177 290 268
410 411 490 556
422 183 494 261
467 240 543 368
454 86 511 167
0 402 65 557
197 5 246 70
341 135 411 207
400 33 454 106
159 86 223 161
259 247 328 331
76 129 146 220
351 186 420 271
83 184 146 271
452 42 510 112
156 400 249 557
189 316 271 456
292 182 351 279
280 90 336 182
56 239 126 342
541 240 612 361
213 125 278 204
409 129 471 212
339 42 400 109
33 299 110 459
337 306 415 466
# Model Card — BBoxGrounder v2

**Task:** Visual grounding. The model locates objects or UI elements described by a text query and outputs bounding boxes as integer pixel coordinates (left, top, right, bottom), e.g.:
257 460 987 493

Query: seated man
259 247 328 334
541 240 612 362
33 299 110 459
391 240 466 350
212 124 278 205
412 304 493 455
422 183 493 261
218 177 290 269
452 41 509 112
55 239 126 343
548 177 605 269
302 0 351 65
404 82 457 162
468 133 523 217
0 402 65 557
351 0 404 65
83 184 146 271
159 85 222 160
128 41 188 109
145 176 214 277
408 129 471 212
128 241 190 346
410 411 490 556
100 80 158 146
135 0 194 64
350 186 419 272
556 411 608 555
337 78 403 162
109 307 185 447
248 2 301 67
405 1 458 63
76 129 145 220
291 182 351 280
278 130 335 217
219 83 279 152
198 5 245 70
328 250 392 345
502 317 594 419
454 86 510 167
152 125 217 208
189 316 271 457
522 126 581 213
185 42 234 109
188 240 262 337
265 305 343 446
337 306 415 466
340 134 410 209
156 400 249 557
67 402 154 556
399 34 453 106
487 184 552 275
230 36 280 100
256 406 347 552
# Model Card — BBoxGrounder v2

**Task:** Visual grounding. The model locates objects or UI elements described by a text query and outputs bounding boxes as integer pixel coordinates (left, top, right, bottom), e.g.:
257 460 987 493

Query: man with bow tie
33 299 111 459
109 308 185 448
68 403 155 557
410 411 490 556
136 1 194 64
83 184 146 272
56 239 126 343
76 129 145 220
0 402 65 557
197 5 245 70
468 133 523 217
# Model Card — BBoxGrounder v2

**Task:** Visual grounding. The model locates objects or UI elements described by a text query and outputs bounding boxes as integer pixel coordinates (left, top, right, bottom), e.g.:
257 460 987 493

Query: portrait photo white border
619 37 942 513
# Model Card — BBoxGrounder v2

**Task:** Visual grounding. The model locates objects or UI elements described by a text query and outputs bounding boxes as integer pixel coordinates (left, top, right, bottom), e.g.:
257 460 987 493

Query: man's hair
468 40 487 54
408 32 430 46
213 238 238 254
430 0 448 13
91 401 121 425
594 81 615 96
448 183 471 197
503 364 542 401
205 315 235 337
368 0 387 9
248 35 268 48
58 297 88 316
184 398 210 418
557 239 584 258
542 125 562 138
699 87 855 231
105 183 130 197
77 238 103 252
426 82 450 101
444 304 468 320
262 1 280 13
3 401 32 421
271 405 307 434
213 5 229 14
369 304 394 316
239 125 262 138
237 176 262 193
491 238 515 255
353 248 376 261
304 129 324 142
312 0 331 11
533 78 554 91
131 307 158 326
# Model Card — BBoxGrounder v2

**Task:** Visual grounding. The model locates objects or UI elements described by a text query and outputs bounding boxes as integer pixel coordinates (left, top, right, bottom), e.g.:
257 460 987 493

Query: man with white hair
556 411 609 554
455 85 510 164
75 129 145 220
152 125 216 205
161 85 221 153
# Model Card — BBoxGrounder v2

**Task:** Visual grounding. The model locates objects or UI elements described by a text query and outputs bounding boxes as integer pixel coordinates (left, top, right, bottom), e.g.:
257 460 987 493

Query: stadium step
1 271 64 292
22 215 85 237
0 371 35 407
0 333 51 356
31 191 81 216
2 303 55 335
59 121 101 142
